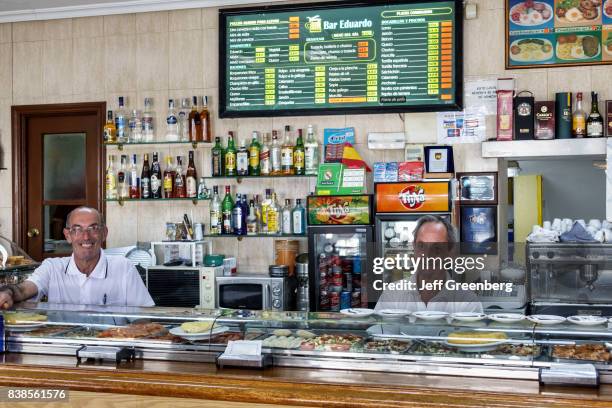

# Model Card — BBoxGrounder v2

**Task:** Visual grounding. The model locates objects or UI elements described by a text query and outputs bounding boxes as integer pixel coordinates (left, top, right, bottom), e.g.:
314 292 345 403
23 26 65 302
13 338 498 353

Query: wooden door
12 103 105 261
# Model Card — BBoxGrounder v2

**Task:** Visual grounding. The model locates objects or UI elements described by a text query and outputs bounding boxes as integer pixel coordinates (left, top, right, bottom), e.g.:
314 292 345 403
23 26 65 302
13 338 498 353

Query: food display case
0 235 39 284
5 302 612 385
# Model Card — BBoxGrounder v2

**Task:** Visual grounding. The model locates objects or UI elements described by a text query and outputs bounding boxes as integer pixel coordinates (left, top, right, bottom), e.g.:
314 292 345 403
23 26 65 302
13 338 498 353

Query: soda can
340 291 351 310
319 290 330 311
353 256 362 274
329 291 340 311
331 255 341 266
319 271 328 288
351 291 360 308
331 270 342 286
343 272 352 292
341 258 352 273
330 285 343 293
352 274 362 289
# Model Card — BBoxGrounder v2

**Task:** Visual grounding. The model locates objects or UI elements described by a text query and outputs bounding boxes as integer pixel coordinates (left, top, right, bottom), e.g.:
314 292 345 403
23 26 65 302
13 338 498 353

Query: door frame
11 102 106 249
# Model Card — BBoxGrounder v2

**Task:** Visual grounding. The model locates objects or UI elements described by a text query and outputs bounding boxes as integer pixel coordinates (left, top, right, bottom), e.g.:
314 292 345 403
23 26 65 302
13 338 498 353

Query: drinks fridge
375 181 452 284
307 195 373 311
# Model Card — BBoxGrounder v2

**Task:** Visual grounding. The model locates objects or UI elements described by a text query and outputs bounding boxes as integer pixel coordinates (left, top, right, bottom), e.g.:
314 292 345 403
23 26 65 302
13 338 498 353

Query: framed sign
457 172 498 205
424 146 454 174
505 0 612 69
460 205 498 255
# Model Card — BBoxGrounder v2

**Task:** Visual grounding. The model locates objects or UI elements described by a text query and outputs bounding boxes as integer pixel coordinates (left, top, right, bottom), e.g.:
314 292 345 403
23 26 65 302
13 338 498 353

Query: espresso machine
527 242 612 316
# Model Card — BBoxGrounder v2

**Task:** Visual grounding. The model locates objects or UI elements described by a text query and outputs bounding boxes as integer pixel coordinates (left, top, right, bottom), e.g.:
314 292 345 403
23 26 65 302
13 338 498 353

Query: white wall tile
104 14 136 36
169 9 202 31
169 30 203 90
0 43 11 99
0 23 12 44
44 19 72 40
136 11 169 34
136 32 169 91
12 42 43 102
12 21 43 42
73 16 103 38
42 39 73 97
73 37 105 95
105 35 137 93
202 7 219 30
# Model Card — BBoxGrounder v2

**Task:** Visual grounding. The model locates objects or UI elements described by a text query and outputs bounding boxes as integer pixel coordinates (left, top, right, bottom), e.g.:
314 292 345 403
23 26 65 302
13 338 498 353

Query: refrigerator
374 181 452 284
307 195 374 311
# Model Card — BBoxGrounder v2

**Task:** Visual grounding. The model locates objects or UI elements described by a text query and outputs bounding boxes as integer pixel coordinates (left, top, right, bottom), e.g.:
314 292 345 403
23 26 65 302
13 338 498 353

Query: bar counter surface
1 353 612 407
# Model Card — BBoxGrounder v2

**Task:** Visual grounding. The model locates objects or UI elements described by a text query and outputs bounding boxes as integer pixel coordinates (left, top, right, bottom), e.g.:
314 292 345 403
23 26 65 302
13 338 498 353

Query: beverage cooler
375 181 452 283
307 195 373 311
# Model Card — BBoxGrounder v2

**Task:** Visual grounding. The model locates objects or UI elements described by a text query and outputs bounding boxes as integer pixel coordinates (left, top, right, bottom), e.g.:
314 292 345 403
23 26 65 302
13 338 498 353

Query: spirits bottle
246 199 258 235
261 188 272 233
221 186 234 235
200 96 212 142
103 110 116 143
281 125 294 175
236 139 249 176
178 98 190 142
209 186 222 235
241 194 248 234
304 124 319 175
211 136 224 177
294 129 305 175
586 91 604 138
186 150 198 198
115 96 128 143
165 99 179 141
150 152 162 199
174 156 186 198
163 156 175 198
197 177 210 199
224 131 237 176
292 198 306 235
572 92 587 138
141 153 151 199
260 132 271 176
248 131 261 176
117 154 129 199
188 95 202 142
282 199 292 235
128 109 143 142
142 97 155 142
105 155 117 199
129 154 140 199
267 192 281 235
232 194 245 235
270 130 282 175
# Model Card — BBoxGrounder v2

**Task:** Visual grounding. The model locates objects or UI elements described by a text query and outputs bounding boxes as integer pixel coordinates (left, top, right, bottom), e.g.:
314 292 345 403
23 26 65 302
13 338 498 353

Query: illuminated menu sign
219 0 462 117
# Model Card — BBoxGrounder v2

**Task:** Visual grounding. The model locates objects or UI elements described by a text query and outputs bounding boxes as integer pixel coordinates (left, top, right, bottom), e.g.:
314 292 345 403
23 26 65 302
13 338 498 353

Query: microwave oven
216 275 296 311
145 266 224 308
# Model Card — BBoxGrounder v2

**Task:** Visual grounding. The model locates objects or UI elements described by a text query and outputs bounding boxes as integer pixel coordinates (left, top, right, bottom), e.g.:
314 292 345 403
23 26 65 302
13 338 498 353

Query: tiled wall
1 0 611 272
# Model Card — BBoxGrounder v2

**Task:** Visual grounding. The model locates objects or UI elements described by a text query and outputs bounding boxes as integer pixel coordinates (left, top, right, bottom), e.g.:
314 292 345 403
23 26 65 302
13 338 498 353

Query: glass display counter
0 235 38 284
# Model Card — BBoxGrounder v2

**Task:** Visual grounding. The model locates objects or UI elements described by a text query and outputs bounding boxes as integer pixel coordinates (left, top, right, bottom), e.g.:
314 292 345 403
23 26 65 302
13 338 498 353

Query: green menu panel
220 1 461 117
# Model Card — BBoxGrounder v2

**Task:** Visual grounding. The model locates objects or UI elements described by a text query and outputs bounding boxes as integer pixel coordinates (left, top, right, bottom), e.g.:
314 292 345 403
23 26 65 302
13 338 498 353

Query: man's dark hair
413 215 457 244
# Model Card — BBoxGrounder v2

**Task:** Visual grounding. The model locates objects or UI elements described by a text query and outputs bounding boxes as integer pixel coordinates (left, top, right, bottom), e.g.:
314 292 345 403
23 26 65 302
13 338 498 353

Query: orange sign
375 182 450 213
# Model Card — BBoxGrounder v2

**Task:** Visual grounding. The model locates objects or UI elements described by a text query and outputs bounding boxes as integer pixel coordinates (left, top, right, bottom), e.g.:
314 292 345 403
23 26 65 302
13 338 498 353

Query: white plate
556 36 601 61
444 340 506 353
567 315 607 326
5 323 46 332
488 313 525 323
450 312 486 322
527 315 566 325
169 325 229 340
509 38 554 62
341 308 375 317
606 0 612 18
376 309 411 318
413 311 449 321
509 2 553 26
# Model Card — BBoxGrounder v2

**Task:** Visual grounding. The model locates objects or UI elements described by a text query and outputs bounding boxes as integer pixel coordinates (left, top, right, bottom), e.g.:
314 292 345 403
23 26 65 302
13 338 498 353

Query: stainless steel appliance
527 242 612 315
215 275 294 311
146 266 223 308
296 260 309 311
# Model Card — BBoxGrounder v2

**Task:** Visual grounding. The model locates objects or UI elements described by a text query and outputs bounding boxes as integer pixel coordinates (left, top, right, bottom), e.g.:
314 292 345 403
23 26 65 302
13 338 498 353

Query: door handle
27 228 40 238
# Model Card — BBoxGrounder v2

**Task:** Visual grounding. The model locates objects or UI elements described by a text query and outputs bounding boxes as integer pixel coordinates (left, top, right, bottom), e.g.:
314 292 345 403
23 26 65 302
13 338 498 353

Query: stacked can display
317 253 362 311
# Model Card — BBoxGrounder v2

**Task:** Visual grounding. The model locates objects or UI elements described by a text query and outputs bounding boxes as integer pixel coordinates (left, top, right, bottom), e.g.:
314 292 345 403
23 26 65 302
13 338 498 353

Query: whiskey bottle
188 96 202 142
174 156 186 198
248 131 261 176
281 125 294 175
105 155 117 199
211 136 224 177
236 139 249 176
200 96 212 143
260 132 271 176
294 129 305 175
224 131 237 176
572 92 587 138
163 156 175 198
186 150 198 198
103 110 116 143
586 91 604 138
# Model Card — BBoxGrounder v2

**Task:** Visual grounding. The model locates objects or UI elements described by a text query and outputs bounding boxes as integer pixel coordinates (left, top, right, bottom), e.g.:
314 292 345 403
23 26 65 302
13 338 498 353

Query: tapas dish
509 38 554 62
556 34 600 60
552 343 610 362
510 0 554 26
555 0 601 23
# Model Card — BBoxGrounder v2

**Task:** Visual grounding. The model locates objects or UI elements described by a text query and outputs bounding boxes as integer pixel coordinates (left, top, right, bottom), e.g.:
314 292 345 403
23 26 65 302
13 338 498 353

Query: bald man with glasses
0 207 154 308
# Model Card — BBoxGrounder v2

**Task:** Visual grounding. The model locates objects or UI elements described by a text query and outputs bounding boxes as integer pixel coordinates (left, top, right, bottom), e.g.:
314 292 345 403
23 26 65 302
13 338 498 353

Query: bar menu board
219 0 462 117
506 0 612 68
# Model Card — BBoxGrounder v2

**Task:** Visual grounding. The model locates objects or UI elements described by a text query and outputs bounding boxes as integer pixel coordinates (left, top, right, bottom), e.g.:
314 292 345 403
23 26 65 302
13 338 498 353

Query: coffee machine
527 242 612 315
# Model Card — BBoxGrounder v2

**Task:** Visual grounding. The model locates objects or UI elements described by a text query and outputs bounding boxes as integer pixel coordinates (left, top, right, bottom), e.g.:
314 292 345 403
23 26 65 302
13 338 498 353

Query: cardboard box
315 163 365 195
534 101 555 140
514 92 534 140
607 100 612 137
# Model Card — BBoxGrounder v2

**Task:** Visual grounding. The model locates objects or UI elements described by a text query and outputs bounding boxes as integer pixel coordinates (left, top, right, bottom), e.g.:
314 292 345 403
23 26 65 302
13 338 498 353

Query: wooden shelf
482 138 606 160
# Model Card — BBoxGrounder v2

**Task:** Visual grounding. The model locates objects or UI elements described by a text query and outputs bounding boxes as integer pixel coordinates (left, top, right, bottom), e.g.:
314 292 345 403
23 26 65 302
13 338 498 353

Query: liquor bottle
232 194 245 235
246 199 258 235
270 130 282 175
236 139 249 176
178 98 190 142
282 199 292 235
142 97 155 142
128 109 143 143
163 156 175 198
294 129 305 175
115 96 128 143
586 91 604 138
141 153 151 199
221 186 234 234
174 156 186 198
200 96 212 143
281 125 294 175
248 131 261 176
260 132 271 176
105 155 117 199
267 192 281 235
241 194 248 234
224 131 237 176
103 110 116 143
188 96 202 142
129 154 140 199
304 124 319 175
261 188 272 233
209 186 222 235
186 150 198 198
211 136 224 177
254 194 263 232
150 152 162 199
572 92 587 138
197 177 210 199
165 99 179 141
117 154 129 199
292 198 306 235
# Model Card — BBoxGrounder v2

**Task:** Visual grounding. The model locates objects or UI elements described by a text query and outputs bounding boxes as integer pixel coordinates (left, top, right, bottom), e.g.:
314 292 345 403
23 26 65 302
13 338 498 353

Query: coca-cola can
329 291 340 311
351 289 361 308
319 271 328 288
331 270 343 286
343 272 352 292
331 255 341 266
319 290 330 311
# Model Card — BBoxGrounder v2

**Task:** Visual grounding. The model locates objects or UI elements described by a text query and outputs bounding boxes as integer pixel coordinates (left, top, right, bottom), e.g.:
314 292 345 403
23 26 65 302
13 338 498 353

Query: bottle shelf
202 233 307 241
105 197 210 206
105 141 213 150
205 174 317 183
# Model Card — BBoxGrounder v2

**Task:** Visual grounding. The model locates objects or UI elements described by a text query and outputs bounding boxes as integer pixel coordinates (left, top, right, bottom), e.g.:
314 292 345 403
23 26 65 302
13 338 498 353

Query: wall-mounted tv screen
219 0 463 118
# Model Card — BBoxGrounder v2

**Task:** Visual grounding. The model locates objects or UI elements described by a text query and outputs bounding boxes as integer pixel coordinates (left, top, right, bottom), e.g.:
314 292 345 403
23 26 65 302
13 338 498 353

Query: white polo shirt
27 250 154 307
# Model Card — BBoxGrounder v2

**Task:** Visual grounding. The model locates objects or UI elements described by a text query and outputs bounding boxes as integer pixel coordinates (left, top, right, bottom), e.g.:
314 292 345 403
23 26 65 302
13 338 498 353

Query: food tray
550 344 610 364
483 344 542 361
410 341 459 356
363 339 412 354
14 325 74 337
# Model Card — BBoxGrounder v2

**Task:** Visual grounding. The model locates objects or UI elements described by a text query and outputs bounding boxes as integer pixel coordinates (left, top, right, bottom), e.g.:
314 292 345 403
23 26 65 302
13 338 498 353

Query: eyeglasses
66 224 104 236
